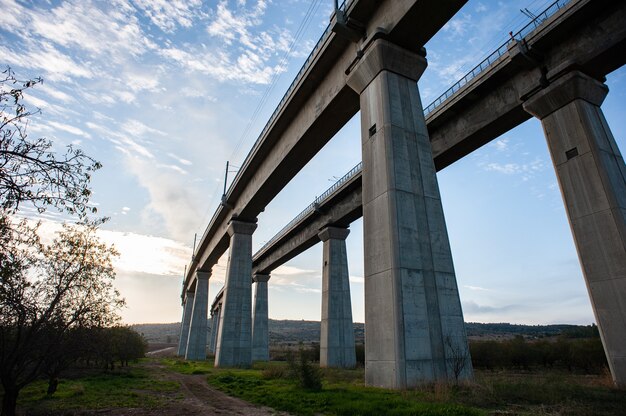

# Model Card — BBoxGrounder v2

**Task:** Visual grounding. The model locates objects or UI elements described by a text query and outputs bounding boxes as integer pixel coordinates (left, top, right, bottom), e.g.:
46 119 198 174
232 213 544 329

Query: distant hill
132 320 585 345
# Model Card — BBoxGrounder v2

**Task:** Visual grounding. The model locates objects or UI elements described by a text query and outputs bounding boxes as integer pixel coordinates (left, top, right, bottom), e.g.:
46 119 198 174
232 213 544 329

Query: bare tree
0 66 120 416
0 220 124 416
1 66 100 217
444 335 472 383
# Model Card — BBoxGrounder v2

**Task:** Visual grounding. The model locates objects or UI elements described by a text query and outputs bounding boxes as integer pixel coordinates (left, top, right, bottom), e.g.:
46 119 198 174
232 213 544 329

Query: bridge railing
423 0 571 116
226 0 355 197
195 0 573 267
192 0 355 264
254 161 362 259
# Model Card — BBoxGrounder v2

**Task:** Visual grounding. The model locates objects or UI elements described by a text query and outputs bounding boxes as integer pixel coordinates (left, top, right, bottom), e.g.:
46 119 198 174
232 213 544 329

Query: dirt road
56 358 289 416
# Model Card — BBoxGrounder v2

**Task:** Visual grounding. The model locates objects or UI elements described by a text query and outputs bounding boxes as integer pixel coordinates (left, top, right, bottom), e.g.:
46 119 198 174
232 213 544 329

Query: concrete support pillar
252 273 270 362
318 226 356 368
215 220 257 368
523 70 626 387
185 271 210 360
209 303 222 354
177 291 194 356
346 39 473 388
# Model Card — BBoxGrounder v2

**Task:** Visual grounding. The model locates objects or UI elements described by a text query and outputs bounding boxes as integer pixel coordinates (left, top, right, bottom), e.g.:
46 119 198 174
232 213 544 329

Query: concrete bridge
177 0 626 389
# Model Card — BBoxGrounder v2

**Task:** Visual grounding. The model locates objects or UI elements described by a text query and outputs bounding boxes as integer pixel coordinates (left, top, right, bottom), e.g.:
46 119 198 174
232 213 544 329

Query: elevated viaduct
178 0 626 388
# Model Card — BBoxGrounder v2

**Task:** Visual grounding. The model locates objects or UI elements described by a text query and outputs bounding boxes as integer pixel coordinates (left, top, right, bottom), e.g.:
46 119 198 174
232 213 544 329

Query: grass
455 371 626 415
164 358 483 416
163 358 626 416
16 365 179 414
12 358 625 415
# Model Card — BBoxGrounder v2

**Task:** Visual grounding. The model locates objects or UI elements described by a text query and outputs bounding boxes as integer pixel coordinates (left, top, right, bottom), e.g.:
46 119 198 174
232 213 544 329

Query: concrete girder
252 175 362 275
184 0 468 295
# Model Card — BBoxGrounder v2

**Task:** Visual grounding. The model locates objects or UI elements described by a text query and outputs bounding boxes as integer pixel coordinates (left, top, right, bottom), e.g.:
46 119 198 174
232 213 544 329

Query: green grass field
163 358 625 416
8 358 625 415
15 364 180 414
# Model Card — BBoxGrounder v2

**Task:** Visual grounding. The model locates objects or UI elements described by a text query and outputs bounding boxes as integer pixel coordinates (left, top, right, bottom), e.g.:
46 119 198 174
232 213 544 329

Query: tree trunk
1 387 18 416
47 376 59 395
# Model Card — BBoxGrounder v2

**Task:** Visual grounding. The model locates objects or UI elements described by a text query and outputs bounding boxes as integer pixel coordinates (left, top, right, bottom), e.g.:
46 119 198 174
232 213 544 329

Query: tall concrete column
209 310 218 353
252 273 270 362
209 303 222 354
177 290 194 356
185 271 210 360
215 220 257 367
523 70 626 387
346 39 472 388
318 226 356 368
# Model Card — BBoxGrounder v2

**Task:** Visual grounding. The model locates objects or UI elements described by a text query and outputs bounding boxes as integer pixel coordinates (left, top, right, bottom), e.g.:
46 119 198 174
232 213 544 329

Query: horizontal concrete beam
252 176 362 275
240 0 626 288
428 0 626 170
185 0 467 294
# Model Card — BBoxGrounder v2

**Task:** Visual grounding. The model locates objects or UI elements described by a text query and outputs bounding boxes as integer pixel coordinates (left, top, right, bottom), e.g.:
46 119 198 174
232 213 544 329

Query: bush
287 347 322 391
355 344 365 365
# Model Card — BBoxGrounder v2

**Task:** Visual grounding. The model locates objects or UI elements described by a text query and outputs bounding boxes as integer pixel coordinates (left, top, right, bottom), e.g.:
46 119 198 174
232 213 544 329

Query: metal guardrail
253 0 574 262
254 161 362 258
194 0 573 266
423 0 571 116
226 0 355 197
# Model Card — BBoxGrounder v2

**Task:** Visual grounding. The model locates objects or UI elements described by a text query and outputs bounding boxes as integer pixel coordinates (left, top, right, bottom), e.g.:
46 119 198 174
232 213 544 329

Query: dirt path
143 360 290 416
58 359 290 416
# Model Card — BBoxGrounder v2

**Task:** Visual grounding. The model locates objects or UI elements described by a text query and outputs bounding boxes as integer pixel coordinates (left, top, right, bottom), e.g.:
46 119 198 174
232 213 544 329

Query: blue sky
1 0 624 325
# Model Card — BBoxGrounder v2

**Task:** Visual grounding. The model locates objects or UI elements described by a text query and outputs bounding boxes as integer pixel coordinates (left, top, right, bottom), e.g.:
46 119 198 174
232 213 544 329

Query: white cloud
160 46 284 85
122 119 166 138
0 43 94 82
47 121 91 139
26 1 156 60
99 229 191 276
491 138 509 151
483 158 546 180
168 153 193 166
126 157 203 241
156 0 291 85
132 0 205 32
18 217 190 277
464 285 491 292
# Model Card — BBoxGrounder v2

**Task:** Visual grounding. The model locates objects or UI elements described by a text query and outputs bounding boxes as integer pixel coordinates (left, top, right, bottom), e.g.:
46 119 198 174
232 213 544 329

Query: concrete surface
185 271 210 361
252 273 270 362
215 220 257 368
319 226 356 368
177 291 195 357
348 39 472 389
524 70 626 388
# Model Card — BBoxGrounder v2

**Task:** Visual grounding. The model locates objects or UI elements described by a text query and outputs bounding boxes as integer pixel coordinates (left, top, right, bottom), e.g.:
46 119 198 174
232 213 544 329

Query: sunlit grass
16 366 179 413
163 359 625 416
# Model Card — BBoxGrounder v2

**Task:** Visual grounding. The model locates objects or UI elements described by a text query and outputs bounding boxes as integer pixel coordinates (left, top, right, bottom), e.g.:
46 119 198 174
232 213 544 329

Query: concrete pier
177 291 195 356
347 39 473 388
208 303 221 354
185 271 210 360
318 226 356 368
252 273 270 362
215 220 257 368
523 70 626 387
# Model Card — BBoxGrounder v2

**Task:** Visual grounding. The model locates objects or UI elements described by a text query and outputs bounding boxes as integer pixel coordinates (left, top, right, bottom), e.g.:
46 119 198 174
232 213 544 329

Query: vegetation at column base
163 358 481 416
163 357 625 416
8 364 179 414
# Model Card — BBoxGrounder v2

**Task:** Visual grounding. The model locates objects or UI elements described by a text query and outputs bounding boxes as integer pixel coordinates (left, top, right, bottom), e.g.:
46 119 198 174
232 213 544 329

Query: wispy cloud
48 121 91 139
132 0 205 33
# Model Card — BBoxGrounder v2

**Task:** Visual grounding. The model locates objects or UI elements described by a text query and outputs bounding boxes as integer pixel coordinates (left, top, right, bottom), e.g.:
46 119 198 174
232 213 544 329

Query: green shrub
287 347 322 391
